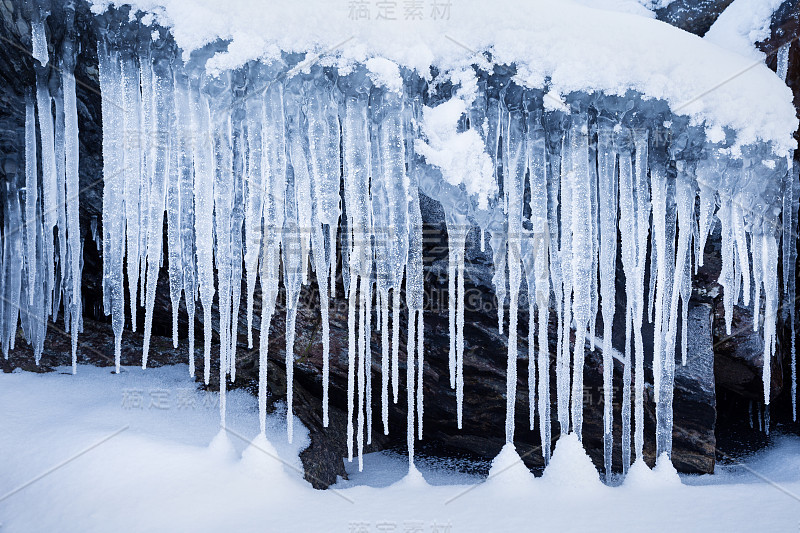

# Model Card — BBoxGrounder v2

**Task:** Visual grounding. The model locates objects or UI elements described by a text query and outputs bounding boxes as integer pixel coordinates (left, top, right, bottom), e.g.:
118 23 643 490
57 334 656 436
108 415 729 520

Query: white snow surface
2 366 800 532
89 0 797 154
705 0 785 59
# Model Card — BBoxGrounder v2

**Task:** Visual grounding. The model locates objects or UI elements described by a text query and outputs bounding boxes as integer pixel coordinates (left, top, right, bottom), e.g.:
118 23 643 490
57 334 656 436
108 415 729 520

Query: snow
541 434 603 491
705 0 785 60
89 0 797 154
365 57 403 93
415 76 496 210
4 366 800 532
486 443 536 489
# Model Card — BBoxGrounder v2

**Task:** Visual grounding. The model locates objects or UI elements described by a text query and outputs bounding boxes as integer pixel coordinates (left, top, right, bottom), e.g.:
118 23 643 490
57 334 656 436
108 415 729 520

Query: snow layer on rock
89 0 797 154
705 0 785 60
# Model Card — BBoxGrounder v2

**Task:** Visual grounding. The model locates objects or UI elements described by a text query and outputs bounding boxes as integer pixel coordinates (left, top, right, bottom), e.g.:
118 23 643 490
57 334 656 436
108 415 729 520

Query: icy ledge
87 0 798 155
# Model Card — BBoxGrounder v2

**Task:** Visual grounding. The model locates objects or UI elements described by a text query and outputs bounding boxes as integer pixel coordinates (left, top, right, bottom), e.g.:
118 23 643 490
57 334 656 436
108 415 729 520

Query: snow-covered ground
1 365 799 532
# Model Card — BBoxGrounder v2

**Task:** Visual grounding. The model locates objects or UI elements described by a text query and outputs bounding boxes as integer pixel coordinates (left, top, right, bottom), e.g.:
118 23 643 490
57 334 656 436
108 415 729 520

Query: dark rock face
654 0 736 36
0 0 797 489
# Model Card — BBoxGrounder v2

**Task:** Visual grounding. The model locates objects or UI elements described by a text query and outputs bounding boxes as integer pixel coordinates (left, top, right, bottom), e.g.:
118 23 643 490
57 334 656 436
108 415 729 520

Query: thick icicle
557 117 573 436
597 117 617 477
632 129 650 464
35 71 57 319
24 96 38 309
62 30 81 374
615 123 636 474
567 113 593 440
141 44 173 369
166 81 184 351
340 72 372 459
190 70 215 385
526 112 551 462
98 40 126 372
175 70 196 375
503 98 525 443
121 53 141 334
306 69 340 426
258 79 286 434
30 13 48 66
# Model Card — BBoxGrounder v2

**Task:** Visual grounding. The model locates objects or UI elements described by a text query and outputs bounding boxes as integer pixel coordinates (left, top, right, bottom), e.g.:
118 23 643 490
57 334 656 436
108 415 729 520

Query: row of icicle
10 13 797 477
2 11 83 373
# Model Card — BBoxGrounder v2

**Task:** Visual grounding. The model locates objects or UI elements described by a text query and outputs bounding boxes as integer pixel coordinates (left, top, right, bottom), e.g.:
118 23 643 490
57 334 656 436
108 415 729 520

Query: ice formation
5 1 798 477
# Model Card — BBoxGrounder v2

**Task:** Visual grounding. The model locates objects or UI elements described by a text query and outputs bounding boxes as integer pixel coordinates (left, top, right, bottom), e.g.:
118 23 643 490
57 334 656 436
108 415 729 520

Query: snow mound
207 429 237 461
540 434 602 489
240 434 292 479
392 464 428 488
653 453 682 484
486 443 536 488
624 455 681 489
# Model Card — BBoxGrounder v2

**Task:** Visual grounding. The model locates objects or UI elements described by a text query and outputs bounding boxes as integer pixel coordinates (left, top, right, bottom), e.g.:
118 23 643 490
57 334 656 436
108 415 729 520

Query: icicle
190 72 215 385
446 213 469 430
3 175 23 359
589 120 600 354
407 308 417 468
229 69 248 381
62 32 81 373
557 120 573 436
243 85 265 341
761 232 779 408
448 240 457 388
346 280 357 461
25 96 38 309
166 82 184 352
783 159 798 422
543 112 565 440
405 97 425 440
257 91 284 431
141 47 174 369
209 71 234 383
53 80 68 327
356 276 367 470
526 113 550 462
138 47 154 307
340 74 372 460
659 163 694 458
567 113 593 440
380 291 390 433
35 71 57 320
31 13 48 66
631 129 651 463
306 69 340 427
777 43 791 82
503 100 525 443
284 77 310 444
597 117 617 478
616 127 635 474
260 79 287 427
98 40 126 372
175 70 196 375
365 278 373 444
376 88 411 413
257 240 278 436
121 54 142 334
